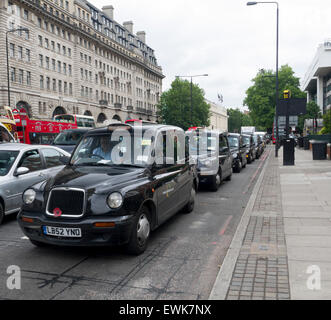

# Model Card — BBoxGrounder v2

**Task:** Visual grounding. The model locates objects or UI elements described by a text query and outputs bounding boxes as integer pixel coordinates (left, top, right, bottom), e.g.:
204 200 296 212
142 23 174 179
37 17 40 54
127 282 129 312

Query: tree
244 65 306 131
227 108 252 133
157 78 210 131
322 109 331 134
298 101 322 133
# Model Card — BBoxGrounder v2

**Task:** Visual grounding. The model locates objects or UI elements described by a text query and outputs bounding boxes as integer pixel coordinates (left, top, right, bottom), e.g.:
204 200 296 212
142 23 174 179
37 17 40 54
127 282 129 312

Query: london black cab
228 133 247 173
18 124 198 255
186 128 232 191
242 134 256 164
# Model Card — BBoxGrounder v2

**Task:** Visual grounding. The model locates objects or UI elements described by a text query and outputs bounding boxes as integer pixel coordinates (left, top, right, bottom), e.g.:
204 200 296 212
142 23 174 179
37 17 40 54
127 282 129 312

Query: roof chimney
102 5 114 20
123 21 133 34
136 31 146 43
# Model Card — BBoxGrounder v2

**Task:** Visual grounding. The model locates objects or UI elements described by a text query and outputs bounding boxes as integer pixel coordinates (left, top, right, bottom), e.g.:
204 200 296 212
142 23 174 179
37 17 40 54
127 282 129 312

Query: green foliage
157 78 210 131
298 101 322 133
322 109 331 134
227 108 252 133
244 65 306 131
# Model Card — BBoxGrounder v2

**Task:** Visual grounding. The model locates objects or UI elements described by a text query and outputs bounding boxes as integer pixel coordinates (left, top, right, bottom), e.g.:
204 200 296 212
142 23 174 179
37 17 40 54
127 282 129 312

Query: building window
52 59 56 71
40 75 44 89
46 57 50 69
64 82 68 94
9 43 15 58
18 69 23 84
63 63 67 74
18 46 23 59
57 61 61 73
46 77 50 90
26 71 31 85
39 54 43 67
23 9 28 21
25 49 30 62
58 80 62 93
45 38 49 49
52 79 56 91
69 83 73 95
68 65 72 76
10 67 16 82
38 35 42 46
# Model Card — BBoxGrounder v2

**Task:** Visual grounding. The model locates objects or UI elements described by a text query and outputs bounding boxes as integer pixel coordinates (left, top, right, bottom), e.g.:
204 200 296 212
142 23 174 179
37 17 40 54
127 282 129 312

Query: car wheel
225 170 232 181
242 159 247 169
0 203 4 225
29 239 48 247
126 206 151 255
210 171 221 191
234 160 241 173
183 184 196 214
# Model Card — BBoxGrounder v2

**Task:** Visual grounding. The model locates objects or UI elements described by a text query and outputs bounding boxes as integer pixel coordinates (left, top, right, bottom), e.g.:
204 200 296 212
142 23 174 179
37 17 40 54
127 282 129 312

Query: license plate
43 226 82 238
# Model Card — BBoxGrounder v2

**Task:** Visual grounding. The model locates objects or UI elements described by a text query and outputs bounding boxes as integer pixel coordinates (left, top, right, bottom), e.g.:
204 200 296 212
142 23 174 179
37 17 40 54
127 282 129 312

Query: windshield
71 129 154 167
243 137 250 146
54 131 85 145
228 136 239 148
188 134 217 155
0 151 19 176
253 135 258 143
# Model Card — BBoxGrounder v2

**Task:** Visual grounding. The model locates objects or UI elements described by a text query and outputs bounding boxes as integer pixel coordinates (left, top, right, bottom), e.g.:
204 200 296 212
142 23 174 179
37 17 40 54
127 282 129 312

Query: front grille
47 188 85 217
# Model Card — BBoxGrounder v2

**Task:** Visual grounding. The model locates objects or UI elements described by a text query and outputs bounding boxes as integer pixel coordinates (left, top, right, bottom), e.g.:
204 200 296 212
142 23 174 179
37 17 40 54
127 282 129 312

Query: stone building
0 0 164 124
206 99 228 132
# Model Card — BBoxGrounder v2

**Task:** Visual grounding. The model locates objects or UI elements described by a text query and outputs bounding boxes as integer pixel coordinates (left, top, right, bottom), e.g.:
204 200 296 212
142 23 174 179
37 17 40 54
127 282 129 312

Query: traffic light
284 90 291 99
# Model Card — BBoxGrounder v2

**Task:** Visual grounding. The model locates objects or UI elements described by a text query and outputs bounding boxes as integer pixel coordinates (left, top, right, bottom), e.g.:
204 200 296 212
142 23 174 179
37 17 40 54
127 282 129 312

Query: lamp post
176 74 209 126
247 1 279 157
6 27 29 107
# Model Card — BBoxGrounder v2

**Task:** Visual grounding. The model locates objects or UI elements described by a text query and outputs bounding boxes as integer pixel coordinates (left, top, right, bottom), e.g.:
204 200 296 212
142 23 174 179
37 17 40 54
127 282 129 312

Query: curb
209 149 272 300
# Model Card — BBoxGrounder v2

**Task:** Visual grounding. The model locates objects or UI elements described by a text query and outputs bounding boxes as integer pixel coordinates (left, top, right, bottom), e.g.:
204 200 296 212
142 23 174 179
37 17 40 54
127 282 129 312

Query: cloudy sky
95 0 330 110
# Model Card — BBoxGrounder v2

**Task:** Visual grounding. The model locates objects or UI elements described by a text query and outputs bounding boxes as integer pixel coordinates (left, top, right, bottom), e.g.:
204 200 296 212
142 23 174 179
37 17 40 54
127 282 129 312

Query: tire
183 184 196 214
126 206 151 255
29 239 48 247
233 160 241 173
0 203 4 225
209 171 221 191
225 170 232 181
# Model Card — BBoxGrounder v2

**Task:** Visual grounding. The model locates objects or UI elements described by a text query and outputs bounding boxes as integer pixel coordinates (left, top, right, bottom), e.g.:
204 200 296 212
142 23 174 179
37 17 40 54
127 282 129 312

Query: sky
93 0 331 111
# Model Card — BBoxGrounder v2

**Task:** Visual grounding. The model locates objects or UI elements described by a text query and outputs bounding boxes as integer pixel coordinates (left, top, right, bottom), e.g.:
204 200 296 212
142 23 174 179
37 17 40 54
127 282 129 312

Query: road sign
278 98 307 116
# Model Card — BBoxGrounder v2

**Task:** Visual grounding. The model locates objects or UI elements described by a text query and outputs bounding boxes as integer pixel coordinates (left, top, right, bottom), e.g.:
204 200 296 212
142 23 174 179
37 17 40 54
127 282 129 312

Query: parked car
255 132 267 151
18 124 198 255
228 133 247 173
253 133 263 159
0 144 70 225
186 129 232 191
242 134 256 164
52 129 90 154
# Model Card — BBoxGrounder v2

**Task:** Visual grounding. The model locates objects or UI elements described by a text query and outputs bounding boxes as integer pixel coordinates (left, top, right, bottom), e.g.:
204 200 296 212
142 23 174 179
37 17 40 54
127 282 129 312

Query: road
0 149 270 300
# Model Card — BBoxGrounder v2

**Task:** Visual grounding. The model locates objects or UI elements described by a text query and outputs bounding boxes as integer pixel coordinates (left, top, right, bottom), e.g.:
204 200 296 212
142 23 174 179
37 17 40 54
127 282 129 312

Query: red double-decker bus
13 108 78 144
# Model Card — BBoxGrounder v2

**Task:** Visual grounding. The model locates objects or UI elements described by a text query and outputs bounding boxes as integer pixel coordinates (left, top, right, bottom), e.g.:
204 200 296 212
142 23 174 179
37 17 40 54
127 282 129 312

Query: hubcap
137 214 150 245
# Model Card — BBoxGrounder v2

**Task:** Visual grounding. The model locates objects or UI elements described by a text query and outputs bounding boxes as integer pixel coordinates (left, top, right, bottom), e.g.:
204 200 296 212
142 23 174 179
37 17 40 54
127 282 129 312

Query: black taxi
18 124 198 255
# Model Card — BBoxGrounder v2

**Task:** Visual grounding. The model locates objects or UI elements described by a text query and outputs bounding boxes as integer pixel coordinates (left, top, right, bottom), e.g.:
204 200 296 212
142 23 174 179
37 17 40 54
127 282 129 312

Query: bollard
328 144 331 160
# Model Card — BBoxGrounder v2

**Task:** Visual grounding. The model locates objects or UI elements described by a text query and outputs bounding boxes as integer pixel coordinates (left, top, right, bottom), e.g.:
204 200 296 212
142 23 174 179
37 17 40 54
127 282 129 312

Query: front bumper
18 211 135 247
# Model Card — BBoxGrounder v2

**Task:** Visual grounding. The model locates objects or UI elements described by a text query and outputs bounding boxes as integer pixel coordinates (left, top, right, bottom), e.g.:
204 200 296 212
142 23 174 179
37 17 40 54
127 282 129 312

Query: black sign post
280 92 307 166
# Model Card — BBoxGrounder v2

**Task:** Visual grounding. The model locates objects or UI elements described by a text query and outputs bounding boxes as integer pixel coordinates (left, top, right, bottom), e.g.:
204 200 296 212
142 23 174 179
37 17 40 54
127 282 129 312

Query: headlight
107 192 123 209
233 153 238 158
23 189 36 205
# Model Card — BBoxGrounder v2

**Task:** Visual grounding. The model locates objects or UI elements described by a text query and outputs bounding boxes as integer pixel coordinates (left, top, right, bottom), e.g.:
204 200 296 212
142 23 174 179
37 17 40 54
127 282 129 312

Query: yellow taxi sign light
283 90 291 99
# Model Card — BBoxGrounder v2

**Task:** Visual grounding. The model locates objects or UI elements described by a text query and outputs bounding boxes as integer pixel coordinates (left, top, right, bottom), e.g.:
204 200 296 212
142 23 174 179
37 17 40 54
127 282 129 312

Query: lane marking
219 215 233 236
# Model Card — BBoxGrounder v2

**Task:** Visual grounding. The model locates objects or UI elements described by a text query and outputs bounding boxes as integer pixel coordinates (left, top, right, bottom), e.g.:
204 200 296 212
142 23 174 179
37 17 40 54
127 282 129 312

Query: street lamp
247 1 279 157
6 27 29 107
175 74 209 126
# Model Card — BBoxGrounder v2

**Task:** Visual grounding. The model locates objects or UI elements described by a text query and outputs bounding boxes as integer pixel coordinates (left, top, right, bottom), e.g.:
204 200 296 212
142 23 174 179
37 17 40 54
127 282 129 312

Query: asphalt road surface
0 149 270 300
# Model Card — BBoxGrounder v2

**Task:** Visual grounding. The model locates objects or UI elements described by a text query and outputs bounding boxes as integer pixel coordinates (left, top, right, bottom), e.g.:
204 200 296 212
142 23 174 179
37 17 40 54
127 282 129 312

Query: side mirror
15 167 30 176
220 147 229 153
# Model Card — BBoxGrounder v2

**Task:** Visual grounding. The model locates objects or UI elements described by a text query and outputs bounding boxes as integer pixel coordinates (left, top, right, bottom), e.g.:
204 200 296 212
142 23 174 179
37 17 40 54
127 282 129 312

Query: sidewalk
209 145 331 300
